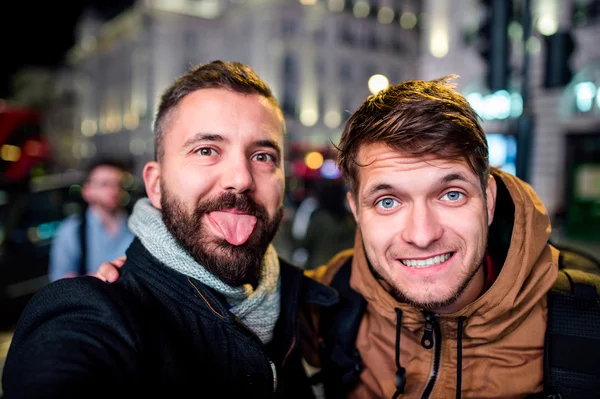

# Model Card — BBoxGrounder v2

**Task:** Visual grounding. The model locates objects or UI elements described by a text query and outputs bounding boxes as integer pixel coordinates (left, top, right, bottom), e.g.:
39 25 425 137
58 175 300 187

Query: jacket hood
350 167 559 341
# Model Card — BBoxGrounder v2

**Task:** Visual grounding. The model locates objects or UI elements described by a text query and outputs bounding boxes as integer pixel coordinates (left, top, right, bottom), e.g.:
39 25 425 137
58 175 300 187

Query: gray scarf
128 198 281 343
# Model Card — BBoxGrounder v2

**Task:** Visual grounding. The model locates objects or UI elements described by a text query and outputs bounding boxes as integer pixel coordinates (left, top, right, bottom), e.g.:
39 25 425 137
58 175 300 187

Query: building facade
418 0 600 247
39 0 600 247
65 0 421 177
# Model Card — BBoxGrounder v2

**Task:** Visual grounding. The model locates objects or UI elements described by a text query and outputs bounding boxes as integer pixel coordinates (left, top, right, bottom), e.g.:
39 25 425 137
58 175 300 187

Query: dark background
0 0 134 98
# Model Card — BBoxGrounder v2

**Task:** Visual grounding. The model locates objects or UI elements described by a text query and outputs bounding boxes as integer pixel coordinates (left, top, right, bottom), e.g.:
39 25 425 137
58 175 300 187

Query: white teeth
400 253 452 268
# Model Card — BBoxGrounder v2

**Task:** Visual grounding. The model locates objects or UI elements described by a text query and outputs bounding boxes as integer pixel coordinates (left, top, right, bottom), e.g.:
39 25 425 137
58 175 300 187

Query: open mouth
399 252 454 268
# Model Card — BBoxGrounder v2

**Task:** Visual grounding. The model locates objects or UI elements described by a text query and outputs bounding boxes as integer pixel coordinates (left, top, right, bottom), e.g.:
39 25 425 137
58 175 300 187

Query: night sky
0 0 133 99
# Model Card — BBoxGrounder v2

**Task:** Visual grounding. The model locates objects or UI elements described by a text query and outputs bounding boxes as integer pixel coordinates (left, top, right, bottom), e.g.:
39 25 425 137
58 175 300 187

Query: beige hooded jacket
309 169 560 398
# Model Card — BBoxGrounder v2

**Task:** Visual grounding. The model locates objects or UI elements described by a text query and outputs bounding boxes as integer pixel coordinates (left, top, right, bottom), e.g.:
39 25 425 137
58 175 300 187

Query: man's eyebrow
363 183 394 200
440 172 478 187
182 133 225 148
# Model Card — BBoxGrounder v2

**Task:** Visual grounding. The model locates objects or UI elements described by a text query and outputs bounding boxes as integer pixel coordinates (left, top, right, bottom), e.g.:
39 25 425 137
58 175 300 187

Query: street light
368 74 389 95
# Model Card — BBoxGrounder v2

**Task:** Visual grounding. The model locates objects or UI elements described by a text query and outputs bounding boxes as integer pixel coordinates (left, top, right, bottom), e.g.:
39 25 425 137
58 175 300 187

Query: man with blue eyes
2 61 335 398
304 76 599 398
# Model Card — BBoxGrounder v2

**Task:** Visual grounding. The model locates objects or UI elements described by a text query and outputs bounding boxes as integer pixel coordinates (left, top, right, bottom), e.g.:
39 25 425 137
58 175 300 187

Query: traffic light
477 0 511 92
544 30 575 88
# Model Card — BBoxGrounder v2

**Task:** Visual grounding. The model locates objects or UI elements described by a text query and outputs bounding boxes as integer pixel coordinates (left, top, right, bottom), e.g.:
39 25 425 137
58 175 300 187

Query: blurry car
0 172 84 329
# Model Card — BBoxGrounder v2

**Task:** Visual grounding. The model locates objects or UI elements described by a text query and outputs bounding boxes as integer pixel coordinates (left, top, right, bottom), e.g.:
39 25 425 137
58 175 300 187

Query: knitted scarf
128 198 281 343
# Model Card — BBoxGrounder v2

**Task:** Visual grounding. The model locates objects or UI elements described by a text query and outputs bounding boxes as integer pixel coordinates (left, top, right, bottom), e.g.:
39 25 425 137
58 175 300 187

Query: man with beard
2 61 336 399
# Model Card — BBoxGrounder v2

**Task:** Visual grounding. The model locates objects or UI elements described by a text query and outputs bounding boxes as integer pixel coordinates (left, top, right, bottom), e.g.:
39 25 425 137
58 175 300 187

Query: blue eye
376 198 399 209
441 191 464 201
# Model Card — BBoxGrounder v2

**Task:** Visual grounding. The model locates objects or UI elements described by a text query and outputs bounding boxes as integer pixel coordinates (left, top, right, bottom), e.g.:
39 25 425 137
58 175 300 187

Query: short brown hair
337 75 489 195
84 157 130 181
153 60 282 162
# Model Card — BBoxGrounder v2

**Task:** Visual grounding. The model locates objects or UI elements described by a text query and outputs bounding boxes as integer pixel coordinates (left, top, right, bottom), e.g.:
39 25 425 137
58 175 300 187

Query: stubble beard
376 237 488 311
160 185 283 287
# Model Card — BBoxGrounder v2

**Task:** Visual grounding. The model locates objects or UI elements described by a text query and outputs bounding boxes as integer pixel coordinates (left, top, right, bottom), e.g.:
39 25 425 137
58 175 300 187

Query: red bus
0 104 52 184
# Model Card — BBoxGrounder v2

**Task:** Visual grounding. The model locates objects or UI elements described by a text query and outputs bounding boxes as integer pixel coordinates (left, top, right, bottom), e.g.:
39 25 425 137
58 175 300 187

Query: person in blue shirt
49 159 135 281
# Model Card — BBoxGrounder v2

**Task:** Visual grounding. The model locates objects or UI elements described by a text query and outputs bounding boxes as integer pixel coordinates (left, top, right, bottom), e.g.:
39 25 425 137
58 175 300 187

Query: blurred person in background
48 158 134 281
2 61 335 398
298 179 355 270
290 181 319 242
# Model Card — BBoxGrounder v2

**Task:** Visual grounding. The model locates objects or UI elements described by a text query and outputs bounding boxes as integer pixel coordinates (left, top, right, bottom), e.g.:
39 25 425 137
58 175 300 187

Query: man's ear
143 161 162 209
347 191 359 223
486 174 497 226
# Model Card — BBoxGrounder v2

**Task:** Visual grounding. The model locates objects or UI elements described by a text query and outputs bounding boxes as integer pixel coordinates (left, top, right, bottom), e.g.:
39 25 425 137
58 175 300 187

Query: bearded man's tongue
209 211 258 245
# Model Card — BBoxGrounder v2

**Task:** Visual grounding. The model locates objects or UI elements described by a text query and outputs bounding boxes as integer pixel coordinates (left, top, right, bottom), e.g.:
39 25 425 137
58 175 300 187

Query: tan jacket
309 169 559 398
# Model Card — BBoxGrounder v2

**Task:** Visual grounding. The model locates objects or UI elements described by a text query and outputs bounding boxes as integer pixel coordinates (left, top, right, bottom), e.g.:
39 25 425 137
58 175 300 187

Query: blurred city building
418 0 600 255
62 0 421 178
6 0 598 256
6 66 80 172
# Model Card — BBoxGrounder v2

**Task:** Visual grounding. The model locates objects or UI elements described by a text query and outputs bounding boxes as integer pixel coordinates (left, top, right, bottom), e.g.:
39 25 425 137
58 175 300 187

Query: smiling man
351 149 495 315
2 61 335 398
308 76 575 399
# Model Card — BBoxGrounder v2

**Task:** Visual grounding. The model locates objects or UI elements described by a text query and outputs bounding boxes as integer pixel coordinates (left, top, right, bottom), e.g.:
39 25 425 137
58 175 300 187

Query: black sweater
2 238 337 398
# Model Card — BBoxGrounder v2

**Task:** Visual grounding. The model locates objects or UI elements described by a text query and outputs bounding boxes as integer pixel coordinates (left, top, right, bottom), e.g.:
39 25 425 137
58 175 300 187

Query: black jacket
2 238 337 398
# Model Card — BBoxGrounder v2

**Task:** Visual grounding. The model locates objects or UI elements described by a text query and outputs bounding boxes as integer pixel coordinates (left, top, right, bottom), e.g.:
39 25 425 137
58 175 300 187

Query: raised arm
2 277 138 398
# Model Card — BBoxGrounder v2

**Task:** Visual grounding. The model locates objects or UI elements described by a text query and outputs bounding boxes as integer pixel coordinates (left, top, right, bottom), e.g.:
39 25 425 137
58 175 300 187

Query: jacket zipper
188 277 282 394
420 312 442 399
269 358 278 393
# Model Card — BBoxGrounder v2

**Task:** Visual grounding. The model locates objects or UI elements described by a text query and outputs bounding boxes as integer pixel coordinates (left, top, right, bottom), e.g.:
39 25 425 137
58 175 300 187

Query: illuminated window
487 134 517 176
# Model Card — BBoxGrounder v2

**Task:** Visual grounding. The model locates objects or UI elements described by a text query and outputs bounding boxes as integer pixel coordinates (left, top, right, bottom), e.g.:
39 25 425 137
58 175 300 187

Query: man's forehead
355 143 478 184
357 143 463 164
166 91 284 146
90 165 123 177
177 88 278 115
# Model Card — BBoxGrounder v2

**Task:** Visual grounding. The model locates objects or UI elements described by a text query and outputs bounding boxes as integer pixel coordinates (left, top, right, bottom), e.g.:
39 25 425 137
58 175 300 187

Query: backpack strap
317 255 367 398
544 269 600 398
551 239 600 275
77 210 88 276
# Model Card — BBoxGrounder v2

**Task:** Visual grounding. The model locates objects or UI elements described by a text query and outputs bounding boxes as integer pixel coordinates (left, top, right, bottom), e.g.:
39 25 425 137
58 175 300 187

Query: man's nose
104 182 122 194
401 203 443 248
220 157 255 193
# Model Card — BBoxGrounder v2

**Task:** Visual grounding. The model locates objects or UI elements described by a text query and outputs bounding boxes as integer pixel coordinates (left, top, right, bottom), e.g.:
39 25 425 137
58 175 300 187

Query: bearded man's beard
161 187 283 287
